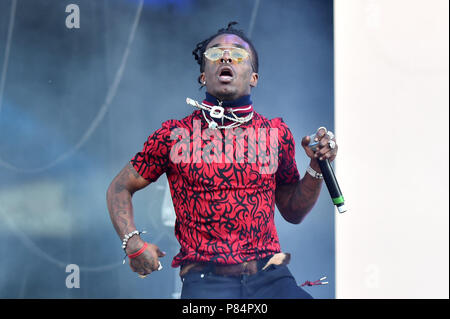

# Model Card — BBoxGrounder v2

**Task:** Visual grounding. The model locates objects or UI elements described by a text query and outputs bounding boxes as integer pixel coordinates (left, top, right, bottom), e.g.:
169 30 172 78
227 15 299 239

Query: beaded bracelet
122 229 147 264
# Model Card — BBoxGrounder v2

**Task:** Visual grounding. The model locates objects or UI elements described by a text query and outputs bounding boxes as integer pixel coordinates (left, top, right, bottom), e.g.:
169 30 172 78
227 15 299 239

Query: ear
199 72 206 85
249 72 259 88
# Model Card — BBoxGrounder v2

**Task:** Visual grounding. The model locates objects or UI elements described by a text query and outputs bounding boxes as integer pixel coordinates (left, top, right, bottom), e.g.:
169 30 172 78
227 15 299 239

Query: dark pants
180 264 313 299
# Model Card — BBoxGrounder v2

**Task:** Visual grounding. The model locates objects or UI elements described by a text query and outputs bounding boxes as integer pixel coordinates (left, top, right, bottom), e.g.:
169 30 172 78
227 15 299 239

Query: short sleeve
130 122 173 183
274 118 300 186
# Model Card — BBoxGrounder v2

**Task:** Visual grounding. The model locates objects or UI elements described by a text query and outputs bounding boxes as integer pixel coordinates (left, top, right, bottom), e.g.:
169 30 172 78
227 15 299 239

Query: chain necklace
186 97 254 129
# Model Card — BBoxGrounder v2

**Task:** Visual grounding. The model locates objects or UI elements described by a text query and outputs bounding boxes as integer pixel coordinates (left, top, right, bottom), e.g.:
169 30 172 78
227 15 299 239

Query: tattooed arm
276 127 337 224
106 162 165 276
276 160 323 224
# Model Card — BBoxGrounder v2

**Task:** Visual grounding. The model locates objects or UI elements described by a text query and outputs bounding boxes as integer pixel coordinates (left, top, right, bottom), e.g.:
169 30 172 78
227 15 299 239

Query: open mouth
218 67 234 83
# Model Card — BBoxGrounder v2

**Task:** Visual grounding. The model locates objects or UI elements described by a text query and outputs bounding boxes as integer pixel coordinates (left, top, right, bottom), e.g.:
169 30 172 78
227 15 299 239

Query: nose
220 50 232 64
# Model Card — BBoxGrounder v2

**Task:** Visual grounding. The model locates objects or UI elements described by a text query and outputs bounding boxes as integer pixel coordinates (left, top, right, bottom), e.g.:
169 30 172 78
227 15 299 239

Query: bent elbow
286 216 304 225
280 209 305 225
106 180 115 199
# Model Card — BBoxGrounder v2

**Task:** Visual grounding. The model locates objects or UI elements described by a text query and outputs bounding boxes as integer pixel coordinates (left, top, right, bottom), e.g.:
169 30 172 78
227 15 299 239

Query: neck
204 91 252 109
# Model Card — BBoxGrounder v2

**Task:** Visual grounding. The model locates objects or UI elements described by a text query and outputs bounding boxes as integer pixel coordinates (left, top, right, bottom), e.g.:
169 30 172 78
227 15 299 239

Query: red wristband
128 242 148 259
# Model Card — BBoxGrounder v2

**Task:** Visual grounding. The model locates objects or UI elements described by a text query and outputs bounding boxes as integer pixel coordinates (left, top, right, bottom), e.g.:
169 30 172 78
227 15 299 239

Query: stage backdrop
0 0 334 298
334 0 448 298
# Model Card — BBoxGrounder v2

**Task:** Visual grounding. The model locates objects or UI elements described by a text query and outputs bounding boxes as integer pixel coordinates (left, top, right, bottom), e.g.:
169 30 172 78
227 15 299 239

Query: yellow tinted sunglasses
203 46 250 63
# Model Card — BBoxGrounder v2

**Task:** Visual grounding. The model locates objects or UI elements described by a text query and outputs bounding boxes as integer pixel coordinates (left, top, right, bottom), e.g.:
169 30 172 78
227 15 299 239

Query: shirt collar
203 92 253 110
200 92 254 127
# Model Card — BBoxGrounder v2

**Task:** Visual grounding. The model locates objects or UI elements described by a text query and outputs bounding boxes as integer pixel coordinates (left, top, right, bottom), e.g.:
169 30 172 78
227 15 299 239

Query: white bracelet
121 230 146 250
122 229 148 264
306 166 323 179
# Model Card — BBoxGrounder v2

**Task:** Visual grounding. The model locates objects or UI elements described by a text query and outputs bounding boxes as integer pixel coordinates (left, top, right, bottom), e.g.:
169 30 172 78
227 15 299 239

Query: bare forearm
106 163 148 252
107 186 136 239
276 160 323 224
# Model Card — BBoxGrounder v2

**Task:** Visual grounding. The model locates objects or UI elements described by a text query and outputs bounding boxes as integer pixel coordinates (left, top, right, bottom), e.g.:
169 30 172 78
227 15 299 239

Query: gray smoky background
0 0 334 298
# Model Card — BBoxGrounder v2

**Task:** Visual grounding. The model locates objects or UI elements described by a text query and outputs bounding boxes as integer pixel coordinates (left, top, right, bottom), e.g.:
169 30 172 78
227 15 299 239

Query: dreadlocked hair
192 21 259 86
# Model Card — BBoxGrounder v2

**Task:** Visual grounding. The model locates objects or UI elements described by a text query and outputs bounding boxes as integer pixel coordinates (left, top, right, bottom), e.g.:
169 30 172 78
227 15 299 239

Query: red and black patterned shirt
131 100 300 268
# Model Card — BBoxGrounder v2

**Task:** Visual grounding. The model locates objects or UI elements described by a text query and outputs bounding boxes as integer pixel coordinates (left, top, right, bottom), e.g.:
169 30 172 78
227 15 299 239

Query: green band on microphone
332 196 344 205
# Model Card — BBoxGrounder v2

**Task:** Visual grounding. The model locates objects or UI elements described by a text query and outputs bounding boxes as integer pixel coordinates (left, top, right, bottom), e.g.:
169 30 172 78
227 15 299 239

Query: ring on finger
317 126 327 134
328 140 336 150
326 131 334 140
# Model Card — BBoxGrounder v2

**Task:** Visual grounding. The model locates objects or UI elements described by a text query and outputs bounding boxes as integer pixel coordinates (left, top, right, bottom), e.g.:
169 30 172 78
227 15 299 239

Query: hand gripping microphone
309 134 347 213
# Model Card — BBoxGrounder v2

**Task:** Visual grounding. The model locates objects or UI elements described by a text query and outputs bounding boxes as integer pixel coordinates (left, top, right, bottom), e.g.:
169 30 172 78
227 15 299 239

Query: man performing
106 22 337 299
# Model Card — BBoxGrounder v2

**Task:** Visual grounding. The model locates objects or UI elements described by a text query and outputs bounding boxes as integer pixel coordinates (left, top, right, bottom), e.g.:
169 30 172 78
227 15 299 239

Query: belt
180 252 291 277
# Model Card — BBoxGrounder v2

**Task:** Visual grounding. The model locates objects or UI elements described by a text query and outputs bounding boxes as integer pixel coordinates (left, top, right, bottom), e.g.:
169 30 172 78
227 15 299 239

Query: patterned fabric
130 109 300 268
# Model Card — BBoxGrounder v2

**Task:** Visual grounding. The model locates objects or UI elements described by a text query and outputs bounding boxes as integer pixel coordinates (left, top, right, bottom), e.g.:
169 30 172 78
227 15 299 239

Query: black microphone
318 158 347 213
309 135 347 213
